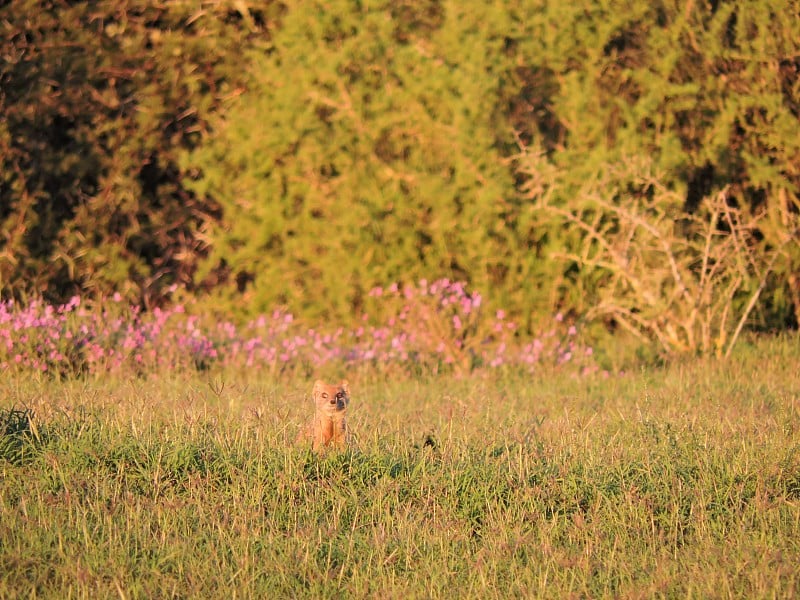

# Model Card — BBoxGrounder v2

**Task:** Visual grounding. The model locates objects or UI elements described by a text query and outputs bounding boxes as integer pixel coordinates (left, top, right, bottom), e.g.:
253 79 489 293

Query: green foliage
2 0 799 352
0 1 270 304
187 0 528 321
187 0 799 337
507 0 800 335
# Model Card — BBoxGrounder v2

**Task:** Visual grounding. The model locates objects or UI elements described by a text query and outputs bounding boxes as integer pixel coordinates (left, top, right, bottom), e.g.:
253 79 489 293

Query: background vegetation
2 0 799 355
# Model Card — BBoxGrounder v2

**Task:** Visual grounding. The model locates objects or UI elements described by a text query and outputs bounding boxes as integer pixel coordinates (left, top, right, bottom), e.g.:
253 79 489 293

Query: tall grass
1 335 799 598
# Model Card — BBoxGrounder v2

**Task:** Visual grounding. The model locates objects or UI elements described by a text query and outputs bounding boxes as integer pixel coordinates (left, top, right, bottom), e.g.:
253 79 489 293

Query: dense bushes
514 0 800 341
0 1 274 304
187 1 534 320
2 0 799 354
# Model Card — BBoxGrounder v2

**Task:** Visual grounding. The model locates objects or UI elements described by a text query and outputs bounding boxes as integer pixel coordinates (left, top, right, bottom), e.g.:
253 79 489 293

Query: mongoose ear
340 379 350 394
313 380 325 398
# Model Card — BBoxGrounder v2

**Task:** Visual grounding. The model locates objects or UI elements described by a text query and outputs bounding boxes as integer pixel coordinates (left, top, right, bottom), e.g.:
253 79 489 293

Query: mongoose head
313 379 350 416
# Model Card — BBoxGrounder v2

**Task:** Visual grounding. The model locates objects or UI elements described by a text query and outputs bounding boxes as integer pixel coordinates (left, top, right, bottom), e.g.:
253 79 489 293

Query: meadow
2 332 799 599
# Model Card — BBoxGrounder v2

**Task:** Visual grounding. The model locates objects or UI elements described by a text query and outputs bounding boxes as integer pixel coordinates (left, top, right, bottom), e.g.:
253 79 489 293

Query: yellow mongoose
299 379 350 451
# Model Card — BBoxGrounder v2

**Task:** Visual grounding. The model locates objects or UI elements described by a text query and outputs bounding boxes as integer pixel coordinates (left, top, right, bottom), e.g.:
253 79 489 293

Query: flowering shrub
0 281 600 377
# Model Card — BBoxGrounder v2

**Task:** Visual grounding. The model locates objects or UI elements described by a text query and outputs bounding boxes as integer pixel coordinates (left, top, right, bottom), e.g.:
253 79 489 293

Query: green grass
2 336 800 599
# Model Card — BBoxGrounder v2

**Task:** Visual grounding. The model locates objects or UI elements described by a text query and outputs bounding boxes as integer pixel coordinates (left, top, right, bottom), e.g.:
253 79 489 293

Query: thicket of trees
1 1 274 304
2 0 799 354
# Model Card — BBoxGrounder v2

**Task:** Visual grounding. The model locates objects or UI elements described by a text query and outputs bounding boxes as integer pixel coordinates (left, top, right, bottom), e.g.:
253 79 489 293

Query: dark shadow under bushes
0 408 46 466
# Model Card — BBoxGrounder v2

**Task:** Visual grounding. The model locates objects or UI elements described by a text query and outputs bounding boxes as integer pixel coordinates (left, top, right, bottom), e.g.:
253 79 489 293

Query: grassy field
2 336 799 599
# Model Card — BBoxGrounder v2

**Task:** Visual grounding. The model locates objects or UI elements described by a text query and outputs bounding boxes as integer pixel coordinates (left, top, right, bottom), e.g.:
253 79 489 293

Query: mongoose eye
321 393 328 399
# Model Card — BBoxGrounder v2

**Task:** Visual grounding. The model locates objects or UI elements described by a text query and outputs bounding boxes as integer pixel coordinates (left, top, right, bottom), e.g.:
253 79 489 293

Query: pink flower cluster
0 280 600 377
